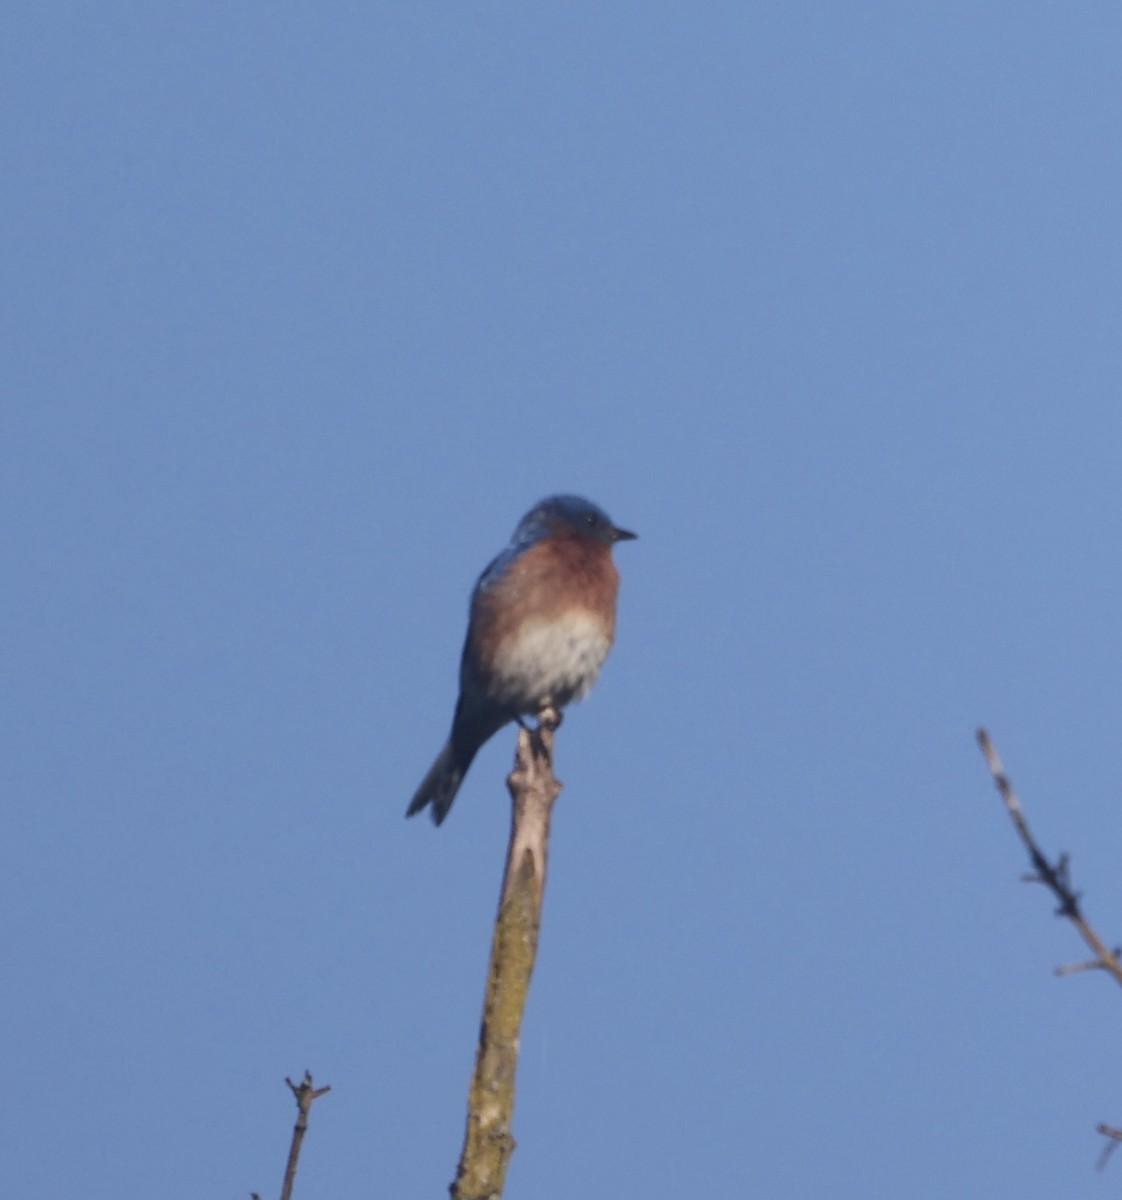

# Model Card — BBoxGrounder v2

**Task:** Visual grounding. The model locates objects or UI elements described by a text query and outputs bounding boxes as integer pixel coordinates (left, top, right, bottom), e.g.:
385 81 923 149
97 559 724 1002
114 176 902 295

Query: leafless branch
451 706 564 1200
976 728 1122 987
1054 958 1109 978
253 1071 331 1200
1097 1124 1122 1171
280 1073 331 1200
978 729 1122 1169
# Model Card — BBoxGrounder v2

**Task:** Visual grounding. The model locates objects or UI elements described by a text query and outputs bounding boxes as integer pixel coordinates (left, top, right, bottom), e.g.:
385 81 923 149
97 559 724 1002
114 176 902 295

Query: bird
408 494 637 825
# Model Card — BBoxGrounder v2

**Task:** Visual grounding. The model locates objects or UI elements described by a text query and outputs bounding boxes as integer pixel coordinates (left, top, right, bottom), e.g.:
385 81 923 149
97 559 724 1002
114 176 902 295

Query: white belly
489 611 612 711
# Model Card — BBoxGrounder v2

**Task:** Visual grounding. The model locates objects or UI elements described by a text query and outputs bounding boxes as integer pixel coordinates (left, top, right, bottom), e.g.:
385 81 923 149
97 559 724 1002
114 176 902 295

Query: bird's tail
408 703 511 824
407 739 471 825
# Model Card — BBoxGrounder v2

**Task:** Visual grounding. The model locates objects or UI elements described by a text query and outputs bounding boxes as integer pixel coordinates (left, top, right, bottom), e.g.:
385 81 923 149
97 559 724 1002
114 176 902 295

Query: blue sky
5 4 1122 1197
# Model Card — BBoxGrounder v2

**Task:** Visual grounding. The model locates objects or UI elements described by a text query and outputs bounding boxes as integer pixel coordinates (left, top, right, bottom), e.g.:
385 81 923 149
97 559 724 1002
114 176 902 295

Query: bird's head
516 495 637 547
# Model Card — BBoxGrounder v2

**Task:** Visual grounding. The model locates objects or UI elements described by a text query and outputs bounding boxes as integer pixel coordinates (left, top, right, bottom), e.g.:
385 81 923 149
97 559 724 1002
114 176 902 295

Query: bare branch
976 728 1122 988
978 730 1122 1168
1054 958 1107 978
451 706 564 1200
1097 1125 1122 1171
266 1071 331 1200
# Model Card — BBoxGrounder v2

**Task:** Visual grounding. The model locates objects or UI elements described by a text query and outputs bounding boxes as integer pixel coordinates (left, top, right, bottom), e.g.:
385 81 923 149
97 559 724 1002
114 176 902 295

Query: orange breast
468 533 621 689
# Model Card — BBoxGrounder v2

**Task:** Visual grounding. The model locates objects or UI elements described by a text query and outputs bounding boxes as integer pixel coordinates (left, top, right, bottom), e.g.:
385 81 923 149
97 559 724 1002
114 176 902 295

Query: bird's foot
537 704 563 733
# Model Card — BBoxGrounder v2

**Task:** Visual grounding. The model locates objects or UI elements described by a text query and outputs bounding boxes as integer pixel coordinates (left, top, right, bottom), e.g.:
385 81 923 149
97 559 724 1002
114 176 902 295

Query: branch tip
976 728 1122 987
1098 1125 1122 1171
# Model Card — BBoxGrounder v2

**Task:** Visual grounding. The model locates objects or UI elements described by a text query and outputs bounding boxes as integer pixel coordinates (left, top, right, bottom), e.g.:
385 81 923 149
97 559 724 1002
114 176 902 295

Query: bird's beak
611 525 638 543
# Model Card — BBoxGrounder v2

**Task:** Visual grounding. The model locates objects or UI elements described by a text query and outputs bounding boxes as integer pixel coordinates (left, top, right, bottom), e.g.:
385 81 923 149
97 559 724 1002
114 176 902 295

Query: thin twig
277 1072 331 1200
451 706 564 1200
976 728 1122 987
1054 958 1107 978
1098 1125 1122 1171
978 730 1122 1168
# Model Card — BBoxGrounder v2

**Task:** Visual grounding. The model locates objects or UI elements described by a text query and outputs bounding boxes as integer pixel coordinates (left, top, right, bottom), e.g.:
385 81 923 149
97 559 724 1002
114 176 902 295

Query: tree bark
451 708 563 1200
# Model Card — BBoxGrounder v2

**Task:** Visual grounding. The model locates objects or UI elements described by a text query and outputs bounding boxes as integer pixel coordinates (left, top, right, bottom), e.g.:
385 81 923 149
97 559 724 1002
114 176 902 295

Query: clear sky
5 4 1122 1198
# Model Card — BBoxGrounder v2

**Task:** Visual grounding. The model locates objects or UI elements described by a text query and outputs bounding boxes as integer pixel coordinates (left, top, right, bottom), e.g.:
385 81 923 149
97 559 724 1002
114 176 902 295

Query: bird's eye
586 513 598 527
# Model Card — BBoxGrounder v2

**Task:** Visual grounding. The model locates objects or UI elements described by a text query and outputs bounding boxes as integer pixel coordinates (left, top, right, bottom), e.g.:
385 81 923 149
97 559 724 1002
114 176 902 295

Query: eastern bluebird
408 494 637 825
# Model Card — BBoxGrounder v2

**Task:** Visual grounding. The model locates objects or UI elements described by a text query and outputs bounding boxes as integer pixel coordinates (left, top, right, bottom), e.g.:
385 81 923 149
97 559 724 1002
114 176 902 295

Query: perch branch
451 706 564 1200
